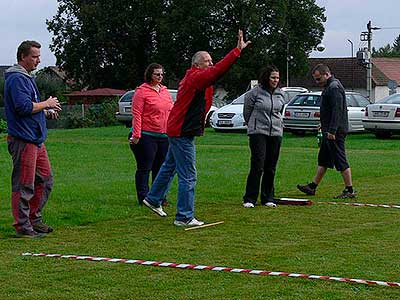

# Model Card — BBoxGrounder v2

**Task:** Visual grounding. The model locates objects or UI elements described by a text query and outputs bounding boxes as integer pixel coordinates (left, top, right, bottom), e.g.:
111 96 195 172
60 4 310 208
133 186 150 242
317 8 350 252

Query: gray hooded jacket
243 85 285 136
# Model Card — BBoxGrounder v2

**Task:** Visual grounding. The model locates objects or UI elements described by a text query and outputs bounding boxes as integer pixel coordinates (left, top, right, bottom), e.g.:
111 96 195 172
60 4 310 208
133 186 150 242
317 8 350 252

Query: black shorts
318 133 349 171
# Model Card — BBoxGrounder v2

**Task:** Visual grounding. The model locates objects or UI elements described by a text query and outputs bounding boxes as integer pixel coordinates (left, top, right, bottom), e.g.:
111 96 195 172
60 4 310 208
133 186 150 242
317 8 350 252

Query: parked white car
210 87 308 131
283 91 370 134
116 89 217 127
362 93 400 138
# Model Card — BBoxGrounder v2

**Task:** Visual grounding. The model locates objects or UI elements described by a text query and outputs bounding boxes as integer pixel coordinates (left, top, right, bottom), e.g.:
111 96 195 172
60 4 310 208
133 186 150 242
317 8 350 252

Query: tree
372 34 400 57
47 0 325 96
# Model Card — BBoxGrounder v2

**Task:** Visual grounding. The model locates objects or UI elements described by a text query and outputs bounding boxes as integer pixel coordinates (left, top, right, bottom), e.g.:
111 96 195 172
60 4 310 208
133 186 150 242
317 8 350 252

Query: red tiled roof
372 58 400 85
290 57 400 89
65 88 126 97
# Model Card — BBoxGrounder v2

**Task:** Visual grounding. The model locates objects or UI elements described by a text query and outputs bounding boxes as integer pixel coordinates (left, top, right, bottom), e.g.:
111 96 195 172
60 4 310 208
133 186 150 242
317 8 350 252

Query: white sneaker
173 218 204 227
265 202 277 208
243 202 255 208
143 199 167 217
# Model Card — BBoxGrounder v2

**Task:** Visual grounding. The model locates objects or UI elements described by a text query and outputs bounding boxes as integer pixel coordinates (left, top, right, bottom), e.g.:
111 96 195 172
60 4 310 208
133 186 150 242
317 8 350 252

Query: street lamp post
347 39 354 91
286 40 290 87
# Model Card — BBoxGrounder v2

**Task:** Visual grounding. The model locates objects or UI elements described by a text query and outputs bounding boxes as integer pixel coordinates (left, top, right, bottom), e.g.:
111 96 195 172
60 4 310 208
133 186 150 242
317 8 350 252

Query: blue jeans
146 136 197 222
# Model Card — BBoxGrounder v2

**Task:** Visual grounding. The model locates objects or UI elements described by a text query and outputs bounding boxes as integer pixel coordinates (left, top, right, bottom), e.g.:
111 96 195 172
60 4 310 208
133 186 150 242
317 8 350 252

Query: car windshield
120 90 177 103
288 95 321 106
377 93 400 104
169 90 177 102
231 94 245 105
120 91 134 102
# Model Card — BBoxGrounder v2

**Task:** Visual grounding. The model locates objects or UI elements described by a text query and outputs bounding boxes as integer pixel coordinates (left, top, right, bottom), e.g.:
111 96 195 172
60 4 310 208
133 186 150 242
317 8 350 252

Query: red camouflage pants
7 136 53 232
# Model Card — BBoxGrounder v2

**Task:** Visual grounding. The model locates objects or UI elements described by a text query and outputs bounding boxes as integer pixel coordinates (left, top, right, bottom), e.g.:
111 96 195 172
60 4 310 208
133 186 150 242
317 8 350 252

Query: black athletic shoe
333 190 356 199
297 184 316 196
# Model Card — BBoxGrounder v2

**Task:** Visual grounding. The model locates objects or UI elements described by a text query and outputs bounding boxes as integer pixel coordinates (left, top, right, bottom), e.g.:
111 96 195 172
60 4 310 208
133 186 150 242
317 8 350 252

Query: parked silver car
115 89 177 127
115 89 217 127
210 87 308 131
283 91 370 134
362 93 400 138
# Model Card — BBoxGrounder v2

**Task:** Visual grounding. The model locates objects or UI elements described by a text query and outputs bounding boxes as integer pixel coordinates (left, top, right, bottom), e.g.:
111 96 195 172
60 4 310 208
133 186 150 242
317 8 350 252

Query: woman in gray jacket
243 65 286 208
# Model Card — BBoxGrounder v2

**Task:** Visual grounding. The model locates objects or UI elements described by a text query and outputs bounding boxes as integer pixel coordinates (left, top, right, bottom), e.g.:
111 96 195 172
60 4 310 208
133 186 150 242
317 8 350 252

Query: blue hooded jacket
4 64 47 145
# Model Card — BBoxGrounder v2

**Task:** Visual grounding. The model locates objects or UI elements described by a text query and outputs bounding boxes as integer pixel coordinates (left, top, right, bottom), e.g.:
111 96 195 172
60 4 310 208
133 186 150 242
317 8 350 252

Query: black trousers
243 134 282 204
129 133 169 204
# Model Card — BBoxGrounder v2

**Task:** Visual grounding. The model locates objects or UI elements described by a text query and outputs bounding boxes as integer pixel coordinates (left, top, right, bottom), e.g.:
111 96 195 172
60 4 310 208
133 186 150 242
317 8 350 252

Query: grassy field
1 126 400 299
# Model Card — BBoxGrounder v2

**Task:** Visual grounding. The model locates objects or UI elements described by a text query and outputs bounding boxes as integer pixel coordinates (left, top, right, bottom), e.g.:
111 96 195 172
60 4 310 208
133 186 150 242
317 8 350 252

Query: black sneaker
33 222 54 233
16 229 46 239
297 184 316 196
334 190 356 199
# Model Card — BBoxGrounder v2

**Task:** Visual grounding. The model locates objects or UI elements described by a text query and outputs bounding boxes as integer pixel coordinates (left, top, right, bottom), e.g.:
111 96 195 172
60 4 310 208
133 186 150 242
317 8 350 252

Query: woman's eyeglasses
153 73 164 77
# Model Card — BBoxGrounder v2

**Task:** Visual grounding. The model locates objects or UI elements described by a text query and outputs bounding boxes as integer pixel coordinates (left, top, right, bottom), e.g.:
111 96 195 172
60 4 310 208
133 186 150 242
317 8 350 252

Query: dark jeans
129 133 169 204
243 134 282 204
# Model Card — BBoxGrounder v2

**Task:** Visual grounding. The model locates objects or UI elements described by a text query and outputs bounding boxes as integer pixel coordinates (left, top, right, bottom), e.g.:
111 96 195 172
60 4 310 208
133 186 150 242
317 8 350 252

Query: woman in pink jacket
129 63 174 206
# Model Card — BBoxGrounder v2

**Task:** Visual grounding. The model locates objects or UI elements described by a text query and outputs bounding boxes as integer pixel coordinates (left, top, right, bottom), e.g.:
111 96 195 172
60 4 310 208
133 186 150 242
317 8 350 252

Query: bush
0 118 6 134
53 98 119 129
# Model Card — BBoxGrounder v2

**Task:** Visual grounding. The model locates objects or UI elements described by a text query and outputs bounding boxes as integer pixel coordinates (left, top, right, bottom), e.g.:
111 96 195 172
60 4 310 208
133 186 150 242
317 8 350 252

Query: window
289 95 321 107
120 91 134 102
353 94 370 107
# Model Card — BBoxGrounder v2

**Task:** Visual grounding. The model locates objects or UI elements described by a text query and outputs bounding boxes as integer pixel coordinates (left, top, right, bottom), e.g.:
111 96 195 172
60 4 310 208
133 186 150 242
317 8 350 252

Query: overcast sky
0 0 399 67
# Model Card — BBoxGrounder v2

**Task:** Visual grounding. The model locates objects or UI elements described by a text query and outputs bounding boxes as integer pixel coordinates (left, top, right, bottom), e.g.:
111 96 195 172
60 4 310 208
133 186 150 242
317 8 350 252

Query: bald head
192 51 213 69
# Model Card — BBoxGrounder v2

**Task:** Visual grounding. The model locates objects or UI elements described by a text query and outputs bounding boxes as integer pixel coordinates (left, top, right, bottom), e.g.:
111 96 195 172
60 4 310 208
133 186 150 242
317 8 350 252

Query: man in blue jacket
297 64 355 199
4 40 61 238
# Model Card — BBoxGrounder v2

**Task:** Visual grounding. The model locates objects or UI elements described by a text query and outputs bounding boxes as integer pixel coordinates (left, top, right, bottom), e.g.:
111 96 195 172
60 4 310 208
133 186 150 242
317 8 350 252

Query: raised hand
237 29 251 51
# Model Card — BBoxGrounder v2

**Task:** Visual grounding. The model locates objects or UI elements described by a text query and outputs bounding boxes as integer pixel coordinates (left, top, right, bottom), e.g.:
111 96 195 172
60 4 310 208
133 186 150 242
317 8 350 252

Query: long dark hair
144 63 163 83
258 65 279 91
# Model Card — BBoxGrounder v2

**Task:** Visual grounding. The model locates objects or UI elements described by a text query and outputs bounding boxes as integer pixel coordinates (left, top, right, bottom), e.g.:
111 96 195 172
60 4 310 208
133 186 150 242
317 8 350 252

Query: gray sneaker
143 199 167 217
173 218 204 227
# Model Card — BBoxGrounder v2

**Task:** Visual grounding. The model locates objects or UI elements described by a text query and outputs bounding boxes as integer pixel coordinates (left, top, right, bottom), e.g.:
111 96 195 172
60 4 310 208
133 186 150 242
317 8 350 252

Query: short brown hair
144 63 164 83
312 64 331 75
17 40 41 62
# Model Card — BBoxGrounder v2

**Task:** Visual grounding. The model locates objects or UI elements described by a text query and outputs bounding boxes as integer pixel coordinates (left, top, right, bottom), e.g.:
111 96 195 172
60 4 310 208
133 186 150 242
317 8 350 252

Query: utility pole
359 21 381 101
366 21 372 101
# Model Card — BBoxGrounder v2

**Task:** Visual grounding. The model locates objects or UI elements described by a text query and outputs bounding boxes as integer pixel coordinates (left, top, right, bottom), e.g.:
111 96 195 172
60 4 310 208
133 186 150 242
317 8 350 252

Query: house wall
373 86 400 102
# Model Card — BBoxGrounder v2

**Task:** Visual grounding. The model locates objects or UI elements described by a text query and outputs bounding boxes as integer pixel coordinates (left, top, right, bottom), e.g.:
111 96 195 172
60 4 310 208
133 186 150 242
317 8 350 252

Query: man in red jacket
143 30 251 226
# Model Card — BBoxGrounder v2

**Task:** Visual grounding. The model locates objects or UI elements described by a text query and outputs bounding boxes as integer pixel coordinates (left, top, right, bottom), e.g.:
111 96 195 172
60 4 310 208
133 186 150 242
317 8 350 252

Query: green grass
1 127 400 299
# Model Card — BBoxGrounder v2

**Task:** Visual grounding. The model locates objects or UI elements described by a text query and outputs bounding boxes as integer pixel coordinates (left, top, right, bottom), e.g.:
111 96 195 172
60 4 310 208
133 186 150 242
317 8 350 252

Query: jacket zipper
269 92 274 135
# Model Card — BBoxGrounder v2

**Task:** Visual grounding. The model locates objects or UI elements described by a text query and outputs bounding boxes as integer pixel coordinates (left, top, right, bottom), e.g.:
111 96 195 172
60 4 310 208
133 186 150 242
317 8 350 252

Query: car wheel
375 131 392 139
206 111 215 127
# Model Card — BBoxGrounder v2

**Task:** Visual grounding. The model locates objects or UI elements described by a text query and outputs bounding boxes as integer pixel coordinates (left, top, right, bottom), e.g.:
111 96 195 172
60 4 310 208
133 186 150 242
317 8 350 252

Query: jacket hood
4 64 32 79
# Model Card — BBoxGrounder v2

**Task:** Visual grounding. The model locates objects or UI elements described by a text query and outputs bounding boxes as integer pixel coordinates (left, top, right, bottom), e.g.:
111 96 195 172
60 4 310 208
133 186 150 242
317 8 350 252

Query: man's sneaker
15 229 46 239
334 190 356 199
297 184 316 196
33 222 53 233
264 202 277 208
173 218 204 227
243 202 255 208
143 199 167 217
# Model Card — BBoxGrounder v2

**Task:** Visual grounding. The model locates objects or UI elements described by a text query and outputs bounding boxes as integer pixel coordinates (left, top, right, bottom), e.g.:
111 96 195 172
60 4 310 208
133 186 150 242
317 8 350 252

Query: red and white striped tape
21 252 400 288
318 201 400 209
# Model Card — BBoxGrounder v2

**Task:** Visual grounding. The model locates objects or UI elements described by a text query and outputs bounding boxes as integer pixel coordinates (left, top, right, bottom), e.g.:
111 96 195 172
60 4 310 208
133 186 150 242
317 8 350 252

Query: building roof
290 58 366 90
371 58 400 85
65 88 126 97
290 57 400 90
